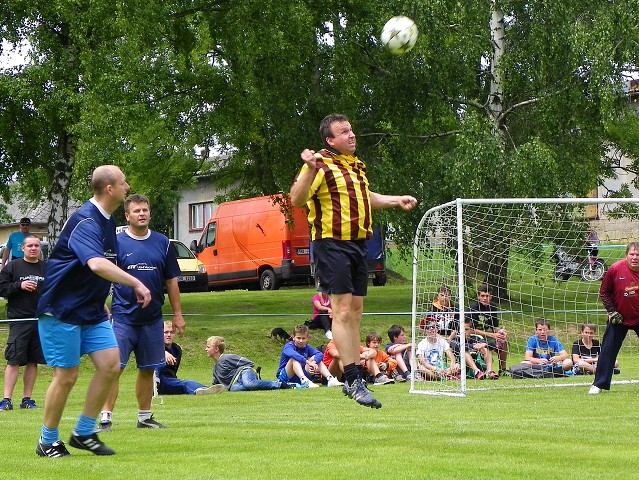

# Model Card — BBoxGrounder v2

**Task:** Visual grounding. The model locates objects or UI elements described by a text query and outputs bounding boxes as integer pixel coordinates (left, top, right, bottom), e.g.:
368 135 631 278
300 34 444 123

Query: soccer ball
380 16 418 55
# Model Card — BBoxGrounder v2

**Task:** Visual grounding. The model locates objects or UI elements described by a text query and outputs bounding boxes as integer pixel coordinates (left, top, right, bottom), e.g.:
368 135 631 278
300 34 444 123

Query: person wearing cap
2 218 32 269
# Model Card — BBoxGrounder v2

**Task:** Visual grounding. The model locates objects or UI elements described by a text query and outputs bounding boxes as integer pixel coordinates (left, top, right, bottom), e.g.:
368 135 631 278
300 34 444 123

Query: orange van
190 195 311 290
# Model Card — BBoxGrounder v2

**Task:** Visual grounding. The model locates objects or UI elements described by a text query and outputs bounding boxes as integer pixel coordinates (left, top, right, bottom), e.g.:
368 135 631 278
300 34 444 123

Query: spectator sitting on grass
572 322 619 375
157 321 209 395
522 318 572 373
322 339 377 382
450 318 499 380
416 319 460 381
385 325 411 381
204 336 282 393
277 324 343 388
362 332 396 385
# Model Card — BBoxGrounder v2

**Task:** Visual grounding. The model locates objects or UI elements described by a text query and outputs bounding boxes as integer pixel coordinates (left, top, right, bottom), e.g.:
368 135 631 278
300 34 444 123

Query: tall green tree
2 0 639 297
0 1 220 241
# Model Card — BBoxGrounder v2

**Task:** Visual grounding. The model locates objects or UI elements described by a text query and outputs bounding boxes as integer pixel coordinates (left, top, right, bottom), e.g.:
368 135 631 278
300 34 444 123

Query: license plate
178 275 196 282
296 248 309 255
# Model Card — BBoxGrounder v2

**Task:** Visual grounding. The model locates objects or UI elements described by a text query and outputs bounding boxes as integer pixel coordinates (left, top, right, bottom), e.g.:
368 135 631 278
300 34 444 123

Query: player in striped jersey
290 114 417 408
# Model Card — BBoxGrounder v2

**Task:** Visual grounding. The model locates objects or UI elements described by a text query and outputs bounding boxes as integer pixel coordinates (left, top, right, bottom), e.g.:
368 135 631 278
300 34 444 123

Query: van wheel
372 272 387 286
260 269 281 291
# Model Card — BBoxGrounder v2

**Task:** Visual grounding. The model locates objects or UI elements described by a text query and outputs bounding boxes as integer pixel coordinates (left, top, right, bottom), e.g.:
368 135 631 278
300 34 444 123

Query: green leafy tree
2 0 639 300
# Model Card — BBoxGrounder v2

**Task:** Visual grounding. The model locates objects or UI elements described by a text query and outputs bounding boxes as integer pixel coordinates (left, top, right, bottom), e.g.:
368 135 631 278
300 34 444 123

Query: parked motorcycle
552 245 606 282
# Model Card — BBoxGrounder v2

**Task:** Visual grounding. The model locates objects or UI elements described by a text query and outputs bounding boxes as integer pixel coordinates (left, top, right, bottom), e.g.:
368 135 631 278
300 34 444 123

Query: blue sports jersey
36 199 117 325
111 229 180 325
526 335 565 359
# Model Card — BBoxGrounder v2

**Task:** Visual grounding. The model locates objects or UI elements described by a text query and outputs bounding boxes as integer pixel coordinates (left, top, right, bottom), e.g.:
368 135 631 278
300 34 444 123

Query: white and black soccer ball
380 16 419 55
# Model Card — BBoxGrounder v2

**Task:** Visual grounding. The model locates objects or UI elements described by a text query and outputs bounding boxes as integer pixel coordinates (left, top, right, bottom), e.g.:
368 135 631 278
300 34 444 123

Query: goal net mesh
410 198 639 396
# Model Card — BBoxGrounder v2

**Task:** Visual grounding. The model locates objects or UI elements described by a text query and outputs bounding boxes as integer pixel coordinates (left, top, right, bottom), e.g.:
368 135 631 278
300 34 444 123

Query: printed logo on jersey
623 282 639 297
126 262 158 272
105 249 117 263
425 348 442 366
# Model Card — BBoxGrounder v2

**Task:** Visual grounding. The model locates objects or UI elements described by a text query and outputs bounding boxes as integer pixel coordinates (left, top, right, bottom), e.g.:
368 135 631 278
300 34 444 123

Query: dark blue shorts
112 320 166 370
313 239 368 296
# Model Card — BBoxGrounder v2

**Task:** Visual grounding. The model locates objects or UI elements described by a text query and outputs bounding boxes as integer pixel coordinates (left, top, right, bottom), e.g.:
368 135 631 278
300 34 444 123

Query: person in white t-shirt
416 319 460 380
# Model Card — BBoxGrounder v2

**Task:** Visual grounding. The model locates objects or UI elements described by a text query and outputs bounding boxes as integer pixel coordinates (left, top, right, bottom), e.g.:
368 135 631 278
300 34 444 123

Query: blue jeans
158 376 206 395
229 369 280 392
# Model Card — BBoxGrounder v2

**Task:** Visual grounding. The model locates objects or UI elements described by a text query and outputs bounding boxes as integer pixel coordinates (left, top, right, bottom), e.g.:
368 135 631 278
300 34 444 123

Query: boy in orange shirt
363 332 396 385
323 339 377 381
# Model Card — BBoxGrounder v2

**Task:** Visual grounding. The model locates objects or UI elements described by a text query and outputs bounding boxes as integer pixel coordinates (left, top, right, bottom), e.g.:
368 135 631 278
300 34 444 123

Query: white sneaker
588 385 601 395
195 384 227 395
327 377 344 387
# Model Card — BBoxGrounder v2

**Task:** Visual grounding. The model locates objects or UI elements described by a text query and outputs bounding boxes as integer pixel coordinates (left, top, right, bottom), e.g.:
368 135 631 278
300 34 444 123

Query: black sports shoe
36 439 71 458
69 432 115 455
137 414 167 429
345 378 382 409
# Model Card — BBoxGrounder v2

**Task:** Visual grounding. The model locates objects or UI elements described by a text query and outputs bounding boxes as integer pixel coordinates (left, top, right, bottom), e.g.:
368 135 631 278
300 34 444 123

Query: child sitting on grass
363 332 396 385
416 319 460 381
571 322 619 375
277 324 343 388
522 318 573 374
450 318 499 380
385 325 411 382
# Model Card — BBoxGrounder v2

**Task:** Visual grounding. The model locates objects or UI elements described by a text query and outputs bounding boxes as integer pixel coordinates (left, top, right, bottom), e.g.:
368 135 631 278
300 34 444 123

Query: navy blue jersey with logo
111 229 180 325
36 199 117 324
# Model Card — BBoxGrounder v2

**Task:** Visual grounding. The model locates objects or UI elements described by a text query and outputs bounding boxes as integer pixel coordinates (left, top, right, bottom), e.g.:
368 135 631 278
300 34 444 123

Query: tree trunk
47 132 75 247
489 2 505 130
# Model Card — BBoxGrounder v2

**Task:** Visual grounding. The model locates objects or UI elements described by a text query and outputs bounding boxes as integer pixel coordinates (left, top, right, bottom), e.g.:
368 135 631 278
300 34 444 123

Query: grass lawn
0 280 637 479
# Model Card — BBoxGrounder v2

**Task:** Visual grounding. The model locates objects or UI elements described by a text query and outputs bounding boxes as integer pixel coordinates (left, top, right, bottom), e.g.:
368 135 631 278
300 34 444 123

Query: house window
190 202 215 231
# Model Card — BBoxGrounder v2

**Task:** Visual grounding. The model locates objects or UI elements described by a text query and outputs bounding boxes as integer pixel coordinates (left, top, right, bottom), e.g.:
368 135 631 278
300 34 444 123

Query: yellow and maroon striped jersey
297 149 373 241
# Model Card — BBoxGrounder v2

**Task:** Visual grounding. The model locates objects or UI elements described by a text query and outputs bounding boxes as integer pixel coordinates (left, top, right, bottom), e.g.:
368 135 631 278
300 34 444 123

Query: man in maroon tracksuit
589 242 639 394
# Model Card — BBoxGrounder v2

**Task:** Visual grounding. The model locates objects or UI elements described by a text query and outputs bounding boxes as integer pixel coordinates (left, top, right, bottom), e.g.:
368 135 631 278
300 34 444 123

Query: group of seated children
160 294 613 392
159 320 421 395
414 283 613 381
417 284 506 380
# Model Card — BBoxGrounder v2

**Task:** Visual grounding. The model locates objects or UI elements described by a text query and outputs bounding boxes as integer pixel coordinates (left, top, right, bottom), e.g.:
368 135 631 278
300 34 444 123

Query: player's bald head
91 165 123 193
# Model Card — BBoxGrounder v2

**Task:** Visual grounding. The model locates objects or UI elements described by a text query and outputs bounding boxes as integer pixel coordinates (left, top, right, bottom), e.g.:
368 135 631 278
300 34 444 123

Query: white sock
101 410 112 422
138 410 152 421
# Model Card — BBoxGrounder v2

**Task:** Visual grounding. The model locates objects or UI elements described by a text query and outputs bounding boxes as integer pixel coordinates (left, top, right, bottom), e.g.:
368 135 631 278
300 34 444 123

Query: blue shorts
112 320 166 370
313 239 368 296
276 367 319 384
38 314 118 368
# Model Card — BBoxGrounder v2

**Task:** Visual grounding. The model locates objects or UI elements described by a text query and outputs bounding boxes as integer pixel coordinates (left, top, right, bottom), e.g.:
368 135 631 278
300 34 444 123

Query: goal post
410 197 639 396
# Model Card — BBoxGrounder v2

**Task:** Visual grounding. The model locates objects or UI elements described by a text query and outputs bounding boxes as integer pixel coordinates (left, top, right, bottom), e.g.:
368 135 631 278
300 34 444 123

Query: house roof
0 198 82 227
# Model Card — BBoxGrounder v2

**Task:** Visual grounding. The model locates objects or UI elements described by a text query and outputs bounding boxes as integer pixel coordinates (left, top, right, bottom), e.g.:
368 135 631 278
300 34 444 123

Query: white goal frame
410 197 639 397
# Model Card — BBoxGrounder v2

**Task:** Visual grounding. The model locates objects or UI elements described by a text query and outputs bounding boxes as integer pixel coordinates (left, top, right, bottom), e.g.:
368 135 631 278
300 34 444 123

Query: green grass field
0 280 637 479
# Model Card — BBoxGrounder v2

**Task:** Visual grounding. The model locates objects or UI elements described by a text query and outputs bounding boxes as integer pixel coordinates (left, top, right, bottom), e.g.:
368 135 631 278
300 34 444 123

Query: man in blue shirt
99 194 185 431
35 165 151 458
1 217 32 269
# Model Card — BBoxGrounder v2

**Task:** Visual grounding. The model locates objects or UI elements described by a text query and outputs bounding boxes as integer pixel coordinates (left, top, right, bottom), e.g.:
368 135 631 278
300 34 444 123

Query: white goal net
410 198 639 396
